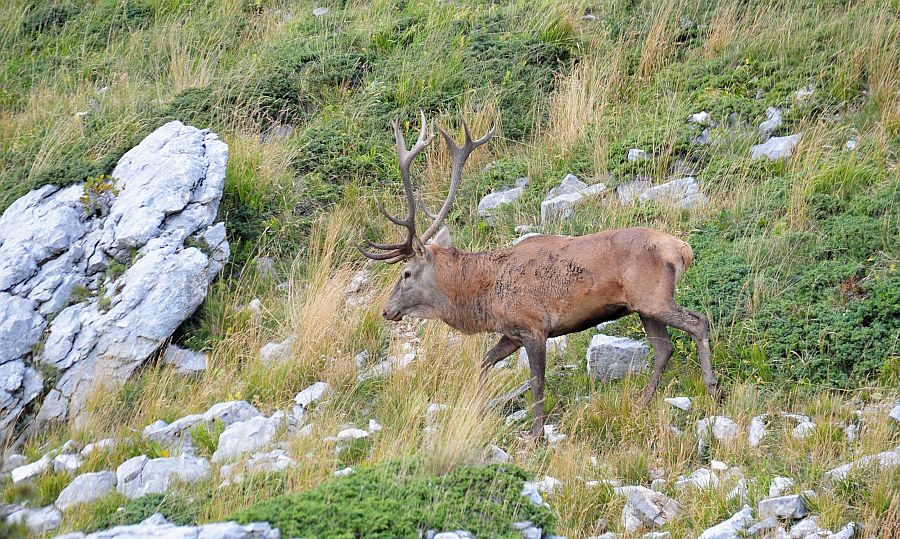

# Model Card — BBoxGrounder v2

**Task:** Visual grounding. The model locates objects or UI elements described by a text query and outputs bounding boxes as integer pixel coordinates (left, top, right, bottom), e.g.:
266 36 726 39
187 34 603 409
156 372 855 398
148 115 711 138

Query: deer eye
403 271 411 279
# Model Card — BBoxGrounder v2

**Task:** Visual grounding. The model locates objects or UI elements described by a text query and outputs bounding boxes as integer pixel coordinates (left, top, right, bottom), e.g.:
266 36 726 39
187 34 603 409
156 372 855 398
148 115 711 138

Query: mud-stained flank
495 249 591 305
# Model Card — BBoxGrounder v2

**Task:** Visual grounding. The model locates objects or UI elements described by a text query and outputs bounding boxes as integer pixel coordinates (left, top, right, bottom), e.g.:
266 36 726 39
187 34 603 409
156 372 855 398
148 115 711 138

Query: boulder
637 177 707 209
143 400 261 451
748 416 767 447
621 486 681 533
116 454 210 499
615 178 652 205
824 445 900 482
699 505 755 539
1 453 27 473
10 454 51 484
769 476 795 497
212 413 285 463
751 133 802 160
5 505 61 534
758 107 783 137
0 121 229 444
540 174 606 223
477 177 528 219
56 513 280 539
586 334 649 381
161 344 206 375
758 494 808 520
664 397 692 412
697 416 743 443
55 471 117 511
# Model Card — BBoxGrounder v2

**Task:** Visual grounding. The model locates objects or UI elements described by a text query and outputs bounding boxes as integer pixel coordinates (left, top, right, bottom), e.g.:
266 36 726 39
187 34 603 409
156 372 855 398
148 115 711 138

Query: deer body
361 113 717 438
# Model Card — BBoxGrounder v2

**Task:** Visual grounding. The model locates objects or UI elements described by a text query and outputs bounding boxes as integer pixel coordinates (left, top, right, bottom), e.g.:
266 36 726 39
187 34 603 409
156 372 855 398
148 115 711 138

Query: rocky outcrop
116 454 211 499
55 471 117 511
751 133 802 160
0 121 229 444
53 513 280 539
143 400 261 453
540 174 606 223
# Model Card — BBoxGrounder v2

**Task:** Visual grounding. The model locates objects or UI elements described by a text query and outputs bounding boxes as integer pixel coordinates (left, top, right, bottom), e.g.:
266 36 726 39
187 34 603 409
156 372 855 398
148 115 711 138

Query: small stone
751 133 803 161
826 522 856 539
354 350 370 369
710 460 728 472
212 413 284 463
535 475 563 494
758 494 808 520
615 178 651 205
781 412 811 424
540 174 606 223
1 453 27 473
55 471 117 511
521 481 543 506
699 505 755 539
697 416 743 443
844 140 857 151
336 428 369 441
426 403 449 425
747 517 781 536
75 110 90 119
260 336 295 364
749 416 767 447
80 438 115 457
6 505 61 534
334 466 354 477
294 381 330 409
312 6 328 17
694 128 713 145
162 344 206 375
627 149 649 162
843 423 858 443
489 445 510 463
543 424 567 445
638 177 707 209
796 84 815 100
53 453 83 475
477 178 528 219
889 404 900 423
689 111 713 125
650 478 666 492
664 396 692 412
789 516 824 538
759 107 783 137
792 421 816 439
505 409 528 425
769 476 795 497
367 419 383 433
586 334 650 381
675 467 718 491
10 455 51 484
824 446 900 482
621 486 680 532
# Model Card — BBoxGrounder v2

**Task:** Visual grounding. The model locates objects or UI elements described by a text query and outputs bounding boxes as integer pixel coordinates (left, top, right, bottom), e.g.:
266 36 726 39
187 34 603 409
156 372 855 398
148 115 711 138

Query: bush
230 461 556 539
21 3 80 35
85 492 205 532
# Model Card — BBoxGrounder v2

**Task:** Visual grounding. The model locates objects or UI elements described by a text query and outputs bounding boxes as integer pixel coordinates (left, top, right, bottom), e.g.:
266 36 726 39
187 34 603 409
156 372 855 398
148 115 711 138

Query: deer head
359 111 494 321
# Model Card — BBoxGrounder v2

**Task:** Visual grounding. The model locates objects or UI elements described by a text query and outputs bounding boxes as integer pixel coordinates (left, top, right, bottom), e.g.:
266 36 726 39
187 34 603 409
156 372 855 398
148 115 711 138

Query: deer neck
429 247 498 334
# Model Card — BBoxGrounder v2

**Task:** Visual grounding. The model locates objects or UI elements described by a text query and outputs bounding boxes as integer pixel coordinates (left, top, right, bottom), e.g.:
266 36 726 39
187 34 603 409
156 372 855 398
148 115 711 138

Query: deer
359 112 718 438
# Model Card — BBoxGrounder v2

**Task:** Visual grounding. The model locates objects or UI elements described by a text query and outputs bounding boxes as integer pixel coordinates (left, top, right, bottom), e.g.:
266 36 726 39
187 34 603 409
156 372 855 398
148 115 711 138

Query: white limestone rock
212 413 285 463
749 416 767 447
769 476 795 497
10 454 51 484
751 133 803 160
664 397 692 412
758 107 783 137
638 177 707 209
824 445 900 482
586 334 650 381
792 421 816 439
699 505 755 539
161 344 206 375
55 471 117 511
6 505 61 534
697 416 743 443
758 494 808 520
477 177 528 219
689 111 713 125
627 149 649 162
143 400 261 451
675 468 718 491
116 454 210 499
621 486 681 533
53 453 83 475
59 513 280 538
540 174 606 223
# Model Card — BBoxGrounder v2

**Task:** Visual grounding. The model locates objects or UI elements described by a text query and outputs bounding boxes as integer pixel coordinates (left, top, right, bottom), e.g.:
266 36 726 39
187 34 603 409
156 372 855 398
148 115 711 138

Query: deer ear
430 226 451 248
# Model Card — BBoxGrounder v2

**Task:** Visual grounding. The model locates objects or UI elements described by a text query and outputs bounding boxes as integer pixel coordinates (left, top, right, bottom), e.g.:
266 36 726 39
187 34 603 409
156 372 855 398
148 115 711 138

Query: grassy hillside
1 0 898 537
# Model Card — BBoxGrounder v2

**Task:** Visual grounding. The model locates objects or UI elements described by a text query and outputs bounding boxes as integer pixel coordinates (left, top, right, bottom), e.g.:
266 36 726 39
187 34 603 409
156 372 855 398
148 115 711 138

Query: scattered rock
535 475 563 494
58 513 279 538
759 107 783 137
621 486 681 533
116 454 211 499
247 449 295 475
334 466 354 477
357 344 417 381
689 111 713 125
781 413 811 424
827 522 856 539
710 460 728 472
615 178 652 205
751 133 803 160
789 516 825 538
586 334 650 381
336 427 369 441
543 424 567 445
675 468 718 491
749 416 767 447
1 453 27 473
792 421 816 439
0 121 229 442
518 335 567 367
627 149 649 162
52 453 83 475
664 396 692 412
694 128 713 145
143 400 261 452
844 140 857 151
212 412 285 463
162 344 206 375
747 517 781 536
488 445 510 463
56 471 117 511
638 177 707 209
505 409 528 425
291 381 330 422
367 419 383 433
824 445 900 481
698 505 755 539
260 335 295 364
843 423 858 443
521 481 543 506
758 494 808 520
697 416 743 443
889 403 900 423
312 6 328 17
6 505 61 534
540 174 606 223
769 476 795 497
477 178 528 219
796 84 815 101
513 232 544 246
10 454 51 484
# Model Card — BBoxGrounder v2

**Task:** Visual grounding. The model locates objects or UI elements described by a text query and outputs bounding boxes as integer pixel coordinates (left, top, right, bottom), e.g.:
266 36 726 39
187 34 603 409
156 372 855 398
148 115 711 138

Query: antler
420 118 495 243
359 113 494 261
359 110 434 262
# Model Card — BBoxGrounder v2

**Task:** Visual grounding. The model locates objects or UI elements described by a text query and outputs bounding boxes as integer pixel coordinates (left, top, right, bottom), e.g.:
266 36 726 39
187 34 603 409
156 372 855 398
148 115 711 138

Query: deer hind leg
522 336 548 439
478 336 521 396
655 305 719 398
638 314 674 407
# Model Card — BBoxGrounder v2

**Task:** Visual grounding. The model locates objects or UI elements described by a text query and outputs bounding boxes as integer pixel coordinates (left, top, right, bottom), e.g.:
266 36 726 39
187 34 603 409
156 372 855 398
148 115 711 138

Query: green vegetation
84 492 205 532
231 461 556 539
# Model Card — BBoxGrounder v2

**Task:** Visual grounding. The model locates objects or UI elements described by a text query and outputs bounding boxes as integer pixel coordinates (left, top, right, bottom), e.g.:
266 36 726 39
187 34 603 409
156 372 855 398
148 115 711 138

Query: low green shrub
85 492 205 532
230 461 556 539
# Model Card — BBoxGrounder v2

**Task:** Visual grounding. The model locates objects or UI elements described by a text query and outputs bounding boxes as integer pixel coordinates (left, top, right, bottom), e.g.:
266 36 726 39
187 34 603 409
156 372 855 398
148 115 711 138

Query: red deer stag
359 112 718 438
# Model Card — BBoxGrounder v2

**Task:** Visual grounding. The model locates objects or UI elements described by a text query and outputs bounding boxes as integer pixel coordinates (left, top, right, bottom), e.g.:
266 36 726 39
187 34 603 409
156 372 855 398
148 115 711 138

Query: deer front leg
479 336 521 379
522 336 548 439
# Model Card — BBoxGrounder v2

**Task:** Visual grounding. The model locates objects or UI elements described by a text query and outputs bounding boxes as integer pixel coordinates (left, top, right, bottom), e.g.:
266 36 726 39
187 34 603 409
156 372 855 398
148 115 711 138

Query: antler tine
356 244 407 261
420 118 496 243
416 194 438 220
